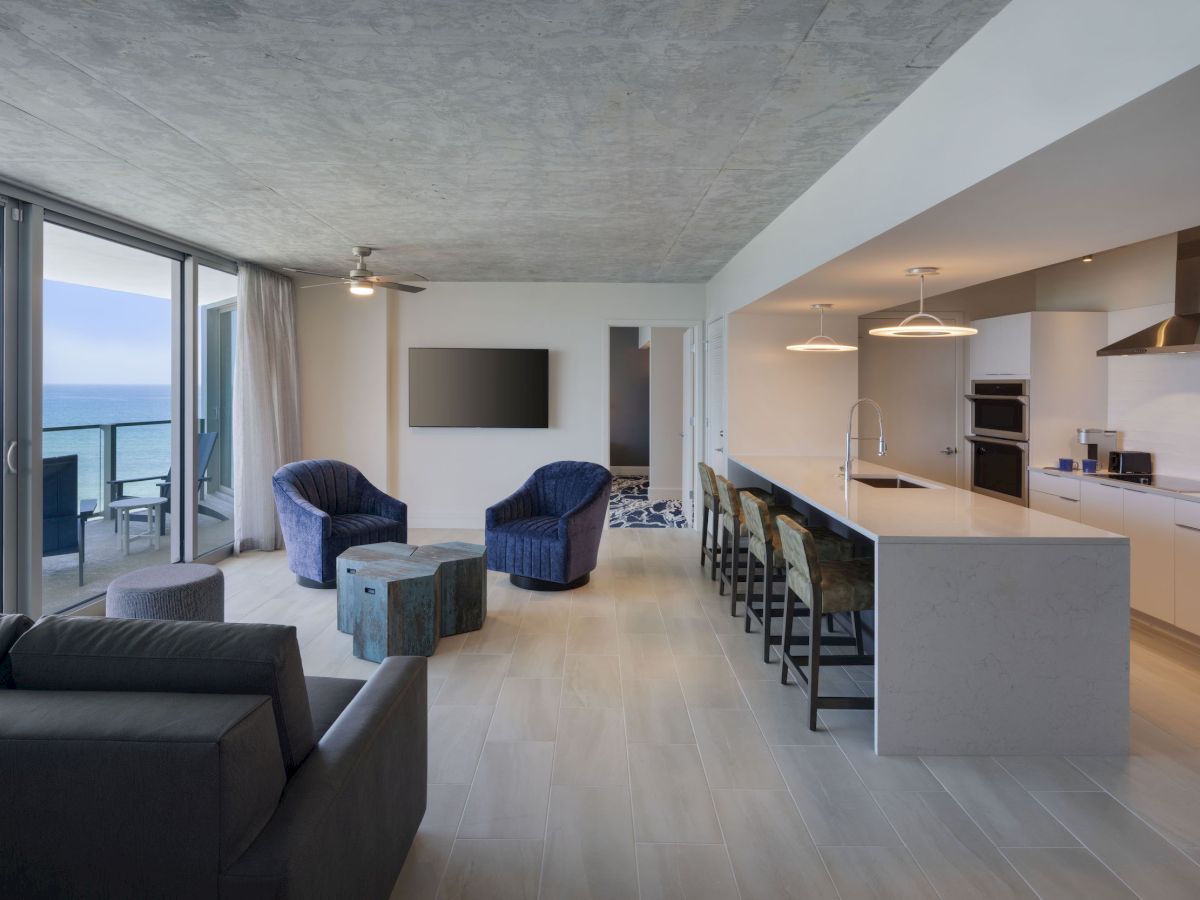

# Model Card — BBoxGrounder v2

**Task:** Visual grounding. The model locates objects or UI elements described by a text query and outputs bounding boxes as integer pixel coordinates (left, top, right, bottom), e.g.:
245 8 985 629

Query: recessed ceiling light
786 304 858 352
1081 254 1094 263
868 268 978 338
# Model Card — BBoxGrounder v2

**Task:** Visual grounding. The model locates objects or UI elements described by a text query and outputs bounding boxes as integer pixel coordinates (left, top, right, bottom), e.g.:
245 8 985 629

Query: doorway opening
606 325 697 528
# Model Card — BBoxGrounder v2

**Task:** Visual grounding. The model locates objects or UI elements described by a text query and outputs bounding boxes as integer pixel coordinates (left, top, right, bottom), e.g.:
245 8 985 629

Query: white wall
394 283 704 527
726 312 858 457
648 327 684 497
295 281 394 489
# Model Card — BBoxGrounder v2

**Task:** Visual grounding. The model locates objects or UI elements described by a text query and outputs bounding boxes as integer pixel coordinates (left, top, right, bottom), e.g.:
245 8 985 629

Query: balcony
42 419 233 613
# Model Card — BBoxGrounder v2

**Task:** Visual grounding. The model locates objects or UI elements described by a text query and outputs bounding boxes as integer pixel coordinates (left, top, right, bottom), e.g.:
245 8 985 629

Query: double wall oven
966 379 1028 504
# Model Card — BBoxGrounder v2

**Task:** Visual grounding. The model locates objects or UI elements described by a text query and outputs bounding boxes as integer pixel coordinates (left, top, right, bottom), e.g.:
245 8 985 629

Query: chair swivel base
297 575 336 589
510 572 590 592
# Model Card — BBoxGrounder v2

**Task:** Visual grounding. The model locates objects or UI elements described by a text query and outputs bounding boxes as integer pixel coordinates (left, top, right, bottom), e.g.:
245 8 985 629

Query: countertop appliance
1109 450 1152 475
1098 227 1200 356
966 379 1028 441
1077 428 1118 464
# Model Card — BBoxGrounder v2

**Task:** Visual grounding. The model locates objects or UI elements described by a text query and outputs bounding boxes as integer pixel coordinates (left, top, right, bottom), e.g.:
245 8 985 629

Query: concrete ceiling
0 0 1005 282
742 62 1200 317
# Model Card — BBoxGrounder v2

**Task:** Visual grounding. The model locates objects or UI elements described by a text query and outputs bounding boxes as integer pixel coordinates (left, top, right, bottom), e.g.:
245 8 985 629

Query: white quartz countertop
731 455 1127 544
1029 466 1200 503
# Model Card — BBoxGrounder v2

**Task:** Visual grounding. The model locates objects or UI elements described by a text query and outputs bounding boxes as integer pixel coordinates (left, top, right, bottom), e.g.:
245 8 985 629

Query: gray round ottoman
106 563 225 622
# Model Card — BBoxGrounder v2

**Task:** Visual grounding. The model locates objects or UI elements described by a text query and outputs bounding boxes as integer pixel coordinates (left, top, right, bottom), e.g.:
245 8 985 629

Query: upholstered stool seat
776 515 875 730
106 563 224 622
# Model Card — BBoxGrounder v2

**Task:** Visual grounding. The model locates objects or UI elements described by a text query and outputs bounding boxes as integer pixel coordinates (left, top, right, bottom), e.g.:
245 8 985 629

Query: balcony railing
43 419 171 515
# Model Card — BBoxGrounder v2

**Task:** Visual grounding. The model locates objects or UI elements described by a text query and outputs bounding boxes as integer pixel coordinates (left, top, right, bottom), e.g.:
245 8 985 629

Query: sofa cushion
306 675 365 742
10 616 315 774
0 614 34 689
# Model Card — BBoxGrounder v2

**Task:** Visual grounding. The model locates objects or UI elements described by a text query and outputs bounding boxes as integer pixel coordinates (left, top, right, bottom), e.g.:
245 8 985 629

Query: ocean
43 384 172 503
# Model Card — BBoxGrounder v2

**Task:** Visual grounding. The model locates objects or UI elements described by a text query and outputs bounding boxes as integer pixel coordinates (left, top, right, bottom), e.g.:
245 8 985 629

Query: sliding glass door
196 264 237 556
0 197 15 615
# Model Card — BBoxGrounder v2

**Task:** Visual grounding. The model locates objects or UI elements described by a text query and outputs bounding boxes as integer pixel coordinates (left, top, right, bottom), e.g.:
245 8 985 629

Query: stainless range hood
1098 227 1200 356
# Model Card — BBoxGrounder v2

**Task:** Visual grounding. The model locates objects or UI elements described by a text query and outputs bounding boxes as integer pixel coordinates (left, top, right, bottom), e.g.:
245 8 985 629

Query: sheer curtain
233 263 301 552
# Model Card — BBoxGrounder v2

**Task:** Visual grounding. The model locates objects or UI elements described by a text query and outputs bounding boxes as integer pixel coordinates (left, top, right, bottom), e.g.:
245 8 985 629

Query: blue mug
1082 459 1098 474
1058 458 1076 472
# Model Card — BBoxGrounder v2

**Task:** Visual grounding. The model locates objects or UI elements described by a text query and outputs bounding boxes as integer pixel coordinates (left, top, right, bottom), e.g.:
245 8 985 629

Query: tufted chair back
776 515 821 605
714 475 742 525
697 463 718 509
529 461 611 516
273 459 368 516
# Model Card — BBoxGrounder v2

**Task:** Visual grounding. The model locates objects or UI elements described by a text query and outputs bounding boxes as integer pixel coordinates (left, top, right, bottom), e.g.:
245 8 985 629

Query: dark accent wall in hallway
609 327 649 466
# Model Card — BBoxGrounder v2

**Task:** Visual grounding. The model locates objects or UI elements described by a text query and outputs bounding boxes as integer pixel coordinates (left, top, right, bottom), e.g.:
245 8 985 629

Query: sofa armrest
360 482 408 527
486 482 536 528
272 479 332 539
221 656 427 900
559 481 610 540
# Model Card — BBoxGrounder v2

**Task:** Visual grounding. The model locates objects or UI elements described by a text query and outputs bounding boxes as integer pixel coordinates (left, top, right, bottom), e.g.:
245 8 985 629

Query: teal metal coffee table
336 541 487 661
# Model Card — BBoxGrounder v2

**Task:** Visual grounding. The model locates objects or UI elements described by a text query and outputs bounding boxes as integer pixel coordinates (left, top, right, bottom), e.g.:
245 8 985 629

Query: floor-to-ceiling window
40 222 176 613
196 264 237 556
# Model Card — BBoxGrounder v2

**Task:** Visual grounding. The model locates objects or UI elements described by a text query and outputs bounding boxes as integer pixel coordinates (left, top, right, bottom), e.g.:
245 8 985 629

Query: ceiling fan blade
373 281 426 294
298 280 348 289
365 273 429 284
283 266 345 279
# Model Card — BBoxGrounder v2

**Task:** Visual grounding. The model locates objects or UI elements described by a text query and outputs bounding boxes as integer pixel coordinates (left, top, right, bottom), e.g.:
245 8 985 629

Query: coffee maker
1077 428 1119 469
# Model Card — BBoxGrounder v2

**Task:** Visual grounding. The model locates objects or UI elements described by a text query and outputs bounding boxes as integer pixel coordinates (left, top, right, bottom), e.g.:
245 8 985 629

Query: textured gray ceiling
0 0 1006 282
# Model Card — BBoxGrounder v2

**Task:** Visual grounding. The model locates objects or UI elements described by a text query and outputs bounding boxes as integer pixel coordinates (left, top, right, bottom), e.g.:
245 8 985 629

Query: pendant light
786 304 858 352
868 267 977 338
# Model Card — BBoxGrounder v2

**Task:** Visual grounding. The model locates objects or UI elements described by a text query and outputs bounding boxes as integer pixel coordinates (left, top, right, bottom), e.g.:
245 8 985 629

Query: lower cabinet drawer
1029 489 1081 521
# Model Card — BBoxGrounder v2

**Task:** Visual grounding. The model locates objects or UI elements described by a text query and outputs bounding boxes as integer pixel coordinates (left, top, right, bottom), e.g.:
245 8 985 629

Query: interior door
704 318 726 474
680 327 695 523
857 314 963 486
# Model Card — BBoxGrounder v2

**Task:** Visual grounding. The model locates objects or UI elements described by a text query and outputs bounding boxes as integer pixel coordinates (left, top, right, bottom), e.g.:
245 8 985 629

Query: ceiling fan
286 247 428 295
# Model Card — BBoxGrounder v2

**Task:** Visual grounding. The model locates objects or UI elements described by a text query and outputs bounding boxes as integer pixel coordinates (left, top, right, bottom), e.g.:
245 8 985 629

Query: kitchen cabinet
1028 471 1081 521
1174 501 1200 635
1080 480 1125 533
1124 489 1175 623
969 313 1032 378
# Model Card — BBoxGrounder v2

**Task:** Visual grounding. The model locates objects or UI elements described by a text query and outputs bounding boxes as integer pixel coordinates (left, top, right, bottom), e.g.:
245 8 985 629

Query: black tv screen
409 348 549 428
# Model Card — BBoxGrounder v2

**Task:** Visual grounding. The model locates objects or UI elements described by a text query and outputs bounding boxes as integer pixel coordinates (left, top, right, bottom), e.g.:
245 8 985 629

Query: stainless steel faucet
843 398 887 479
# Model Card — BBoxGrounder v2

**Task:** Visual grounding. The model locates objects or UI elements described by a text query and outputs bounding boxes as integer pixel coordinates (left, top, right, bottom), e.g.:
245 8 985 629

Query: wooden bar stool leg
718 527 729 597
710 512 720 581
729 523 742 616
781 585 795 685
807 590 823 731
700 506 709 567
761 549 775 663
743 553 756 633
853 611 865 656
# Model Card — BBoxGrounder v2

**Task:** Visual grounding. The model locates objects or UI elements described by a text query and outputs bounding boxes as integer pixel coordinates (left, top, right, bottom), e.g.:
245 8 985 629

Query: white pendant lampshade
868 268 977 338
786 304 858 352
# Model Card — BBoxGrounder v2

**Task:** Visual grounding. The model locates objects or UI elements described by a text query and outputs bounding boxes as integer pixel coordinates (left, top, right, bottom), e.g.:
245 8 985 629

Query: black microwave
966 380 1028 441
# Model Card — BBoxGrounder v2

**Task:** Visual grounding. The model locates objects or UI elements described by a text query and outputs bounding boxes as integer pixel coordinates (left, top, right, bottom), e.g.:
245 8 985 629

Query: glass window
197 264 237 555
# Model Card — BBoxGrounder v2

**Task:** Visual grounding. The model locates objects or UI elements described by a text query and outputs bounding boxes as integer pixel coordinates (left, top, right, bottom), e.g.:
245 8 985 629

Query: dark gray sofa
0 613 426 899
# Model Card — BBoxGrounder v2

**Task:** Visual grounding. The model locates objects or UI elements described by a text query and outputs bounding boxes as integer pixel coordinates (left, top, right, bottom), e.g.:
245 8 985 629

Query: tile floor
222 527 1200 900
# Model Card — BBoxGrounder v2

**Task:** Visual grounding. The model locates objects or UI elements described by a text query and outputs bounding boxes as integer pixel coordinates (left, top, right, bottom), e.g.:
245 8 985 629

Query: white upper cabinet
968 313 1032 379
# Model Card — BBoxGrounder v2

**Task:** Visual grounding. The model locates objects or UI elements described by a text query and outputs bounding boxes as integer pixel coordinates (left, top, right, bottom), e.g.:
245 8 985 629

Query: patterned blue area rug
608 476 689 528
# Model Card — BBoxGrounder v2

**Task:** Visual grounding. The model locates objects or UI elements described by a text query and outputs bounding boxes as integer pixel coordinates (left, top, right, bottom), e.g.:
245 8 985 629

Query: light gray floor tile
717 629 775 681
459 611 520 655
390 784 470 900
618 632 678 679
428 676 446 707
1003 848 1136 899
486 677 561 742
428 706 493 784
713 788 839 900
819 845 939 900
458 742 554 839
704 602 748 635
993 755 1100 791
740 679 835 746
567 616 619 654
1031 789 1200 900
561 654 622 708
666 615 724 656
873 790 1038 899
774 746 900 846
691 707 786 789
1070 751 1200 856
435 653 511 706
675 655 749 709
553 707 629 787
539 786 638 900
519 598 570 634
617 602 667 634
507 632 566 677
623 678 696 743
635 843 740 900
819 709 941 791
436 839 543 900
922 757 1079 848
629 744 722 843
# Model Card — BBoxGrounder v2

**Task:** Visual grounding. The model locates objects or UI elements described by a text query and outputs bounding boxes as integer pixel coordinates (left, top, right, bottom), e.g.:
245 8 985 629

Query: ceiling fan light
349 282 375 296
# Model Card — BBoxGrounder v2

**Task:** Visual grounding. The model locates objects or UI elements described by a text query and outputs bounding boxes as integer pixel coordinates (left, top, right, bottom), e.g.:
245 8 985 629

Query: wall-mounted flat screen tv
409 348 549 428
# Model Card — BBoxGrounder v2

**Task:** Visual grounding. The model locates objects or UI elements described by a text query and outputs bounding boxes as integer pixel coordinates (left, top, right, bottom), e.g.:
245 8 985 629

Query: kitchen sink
850 476 927 489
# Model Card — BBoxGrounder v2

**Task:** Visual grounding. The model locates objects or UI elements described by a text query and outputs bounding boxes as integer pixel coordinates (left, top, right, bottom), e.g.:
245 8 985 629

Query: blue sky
43 280 172 385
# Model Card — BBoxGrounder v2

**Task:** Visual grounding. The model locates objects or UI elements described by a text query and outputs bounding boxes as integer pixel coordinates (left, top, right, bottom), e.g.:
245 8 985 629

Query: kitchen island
730 455 1130 755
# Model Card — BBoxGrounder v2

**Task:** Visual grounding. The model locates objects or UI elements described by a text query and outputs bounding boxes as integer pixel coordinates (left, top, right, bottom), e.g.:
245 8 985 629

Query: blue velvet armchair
273 459 408 587
486 461 612 590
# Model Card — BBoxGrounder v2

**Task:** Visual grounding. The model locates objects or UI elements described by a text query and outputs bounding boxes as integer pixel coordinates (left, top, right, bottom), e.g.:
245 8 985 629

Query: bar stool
739 493 855 664
713 475 777 613
697 462 721 580
776 514 874 730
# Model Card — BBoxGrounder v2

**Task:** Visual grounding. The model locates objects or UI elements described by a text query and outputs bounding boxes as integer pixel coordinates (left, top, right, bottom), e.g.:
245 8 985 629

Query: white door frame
600 318 704 524
703 315 727 475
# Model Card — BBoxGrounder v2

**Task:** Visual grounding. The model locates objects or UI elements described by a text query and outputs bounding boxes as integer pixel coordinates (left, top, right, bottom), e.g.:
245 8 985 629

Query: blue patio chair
43 455 97 587
108 431 228 535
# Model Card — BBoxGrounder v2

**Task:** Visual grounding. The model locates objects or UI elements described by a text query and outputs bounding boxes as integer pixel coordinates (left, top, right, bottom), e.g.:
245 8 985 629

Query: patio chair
42 455 97 587
108 431 228 535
